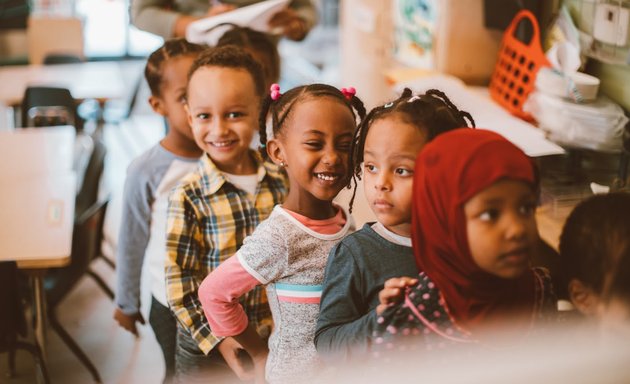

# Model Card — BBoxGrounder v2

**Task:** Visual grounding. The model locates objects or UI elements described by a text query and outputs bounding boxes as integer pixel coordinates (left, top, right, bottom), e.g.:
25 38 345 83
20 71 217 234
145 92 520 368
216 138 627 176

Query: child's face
150 55 196 142
270 97 355 203
186 66 259 174
464 179 539 279
363 115 427 237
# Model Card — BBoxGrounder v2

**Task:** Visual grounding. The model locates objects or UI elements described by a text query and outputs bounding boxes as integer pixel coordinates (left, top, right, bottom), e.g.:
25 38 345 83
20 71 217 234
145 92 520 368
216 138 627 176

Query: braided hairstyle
347 88 476 212
187 45 266 99
257 84 367 160
217 25 280 87
145 38 206 97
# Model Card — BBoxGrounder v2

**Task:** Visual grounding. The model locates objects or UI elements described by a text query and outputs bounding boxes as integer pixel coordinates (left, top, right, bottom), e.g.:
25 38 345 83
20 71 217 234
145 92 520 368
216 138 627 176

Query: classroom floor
1 26 377 383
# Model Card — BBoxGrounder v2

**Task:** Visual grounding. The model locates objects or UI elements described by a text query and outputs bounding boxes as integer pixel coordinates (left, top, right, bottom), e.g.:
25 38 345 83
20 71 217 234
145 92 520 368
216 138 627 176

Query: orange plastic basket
489 10 550 120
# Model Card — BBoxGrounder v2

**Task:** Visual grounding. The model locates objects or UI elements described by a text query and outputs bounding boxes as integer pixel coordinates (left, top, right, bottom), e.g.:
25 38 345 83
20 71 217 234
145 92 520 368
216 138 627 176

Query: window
75 0 162 58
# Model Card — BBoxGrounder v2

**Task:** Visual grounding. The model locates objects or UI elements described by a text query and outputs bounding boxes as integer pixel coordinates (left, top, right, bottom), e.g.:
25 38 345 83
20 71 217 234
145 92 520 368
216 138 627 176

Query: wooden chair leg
8 345 17 378
14 341 51 384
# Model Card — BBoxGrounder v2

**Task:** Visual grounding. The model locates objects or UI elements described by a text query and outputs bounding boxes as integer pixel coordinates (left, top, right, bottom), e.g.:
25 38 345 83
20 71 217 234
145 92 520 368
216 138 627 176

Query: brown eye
226 111 244 119
394 168 413 177
337 142 351 152
479 209 499 222
304 141 323 149
519 202 536 216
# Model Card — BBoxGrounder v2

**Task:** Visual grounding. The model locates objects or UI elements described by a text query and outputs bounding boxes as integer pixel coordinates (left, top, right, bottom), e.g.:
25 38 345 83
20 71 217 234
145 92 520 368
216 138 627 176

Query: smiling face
268 96 355 216
464 179 539 279
363 115 427 237
186 66 259 175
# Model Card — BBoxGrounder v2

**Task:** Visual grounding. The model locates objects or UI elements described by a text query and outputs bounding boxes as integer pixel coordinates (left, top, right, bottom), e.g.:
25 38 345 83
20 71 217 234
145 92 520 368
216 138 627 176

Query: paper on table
394 75 565 157
186 0 290 46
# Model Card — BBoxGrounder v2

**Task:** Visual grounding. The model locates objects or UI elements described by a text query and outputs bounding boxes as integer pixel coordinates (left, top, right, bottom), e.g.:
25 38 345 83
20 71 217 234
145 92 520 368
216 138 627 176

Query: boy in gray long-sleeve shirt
113 39 203 383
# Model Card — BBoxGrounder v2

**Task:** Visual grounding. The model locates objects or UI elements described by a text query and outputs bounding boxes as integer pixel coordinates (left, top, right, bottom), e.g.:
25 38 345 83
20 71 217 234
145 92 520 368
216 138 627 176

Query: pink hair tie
270 83 281 100
341 87 356 100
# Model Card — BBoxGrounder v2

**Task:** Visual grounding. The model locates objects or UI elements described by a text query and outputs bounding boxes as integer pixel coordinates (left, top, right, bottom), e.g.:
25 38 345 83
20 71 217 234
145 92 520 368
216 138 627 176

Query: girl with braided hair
198 83 366 383
315 88 475 363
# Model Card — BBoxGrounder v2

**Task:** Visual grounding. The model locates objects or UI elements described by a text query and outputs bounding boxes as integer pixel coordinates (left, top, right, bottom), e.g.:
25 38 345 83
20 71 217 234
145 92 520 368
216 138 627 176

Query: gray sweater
314 223 418 362
115 144 198 315
238 205 354 383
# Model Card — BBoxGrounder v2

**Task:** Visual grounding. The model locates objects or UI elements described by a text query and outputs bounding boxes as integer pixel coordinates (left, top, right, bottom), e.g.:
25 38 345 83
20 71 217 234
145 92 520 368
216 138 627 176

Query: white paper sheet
186 0 290 46
394 75 565 157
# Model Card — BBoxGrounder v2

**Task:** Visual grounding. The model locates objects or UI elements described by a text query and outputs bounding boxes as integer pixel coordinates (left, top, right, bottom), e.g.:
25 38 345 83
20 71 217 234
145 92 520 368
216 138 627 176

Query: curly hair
347 88 476 211
187 45 266 98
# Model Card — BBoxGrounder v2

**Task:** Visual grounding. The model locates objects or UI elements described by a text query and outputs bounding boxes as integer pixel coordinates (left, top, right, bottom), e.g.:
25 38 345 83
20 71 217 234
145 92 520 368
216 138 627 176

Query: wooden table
0 173 76 377
0 126 77 377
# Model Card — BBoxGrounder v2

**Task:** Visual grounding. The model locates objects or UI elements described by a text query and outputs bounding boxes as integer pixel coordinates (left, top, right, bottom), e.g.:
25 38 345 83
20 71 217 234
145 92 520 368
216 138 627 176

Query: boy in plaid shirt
165 46 287 382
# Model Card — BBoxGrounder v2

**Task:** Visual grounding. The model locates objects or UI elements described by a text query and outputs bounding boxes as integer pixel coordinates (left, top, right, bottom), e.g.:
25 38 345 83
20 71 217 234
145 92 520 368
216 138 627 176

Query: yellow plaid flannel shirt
166 151 287 354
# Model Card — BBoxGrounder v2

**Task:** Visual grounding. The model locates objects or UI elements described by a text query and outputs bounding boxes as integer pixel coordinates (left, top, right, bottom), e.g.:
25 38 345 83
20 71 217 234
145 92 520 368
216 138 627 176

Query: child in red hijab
372 128 557 356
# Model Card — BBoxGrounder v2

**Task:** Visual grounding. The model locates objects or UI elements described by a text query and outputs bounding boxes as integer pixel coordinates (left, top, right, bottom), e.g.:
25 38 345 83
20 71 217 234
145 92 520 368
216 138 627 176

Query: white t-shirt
223 172 259 197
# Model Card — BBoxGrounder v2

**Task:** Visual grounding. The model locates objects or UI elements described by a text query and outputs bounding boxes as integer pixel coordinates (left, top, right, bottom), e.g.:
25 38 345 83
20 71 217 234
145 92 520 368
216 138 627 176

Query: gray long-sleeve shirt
115 144 199 315
314 223 419 362
131 0 318 39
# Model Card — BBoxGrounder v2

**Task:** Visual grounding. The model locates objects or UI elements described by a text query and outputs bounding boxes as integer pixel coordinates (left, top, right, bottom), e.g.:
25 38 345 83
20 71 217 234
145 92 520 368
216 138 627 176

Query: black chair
42 54 102 126
1 262 50 383
75 135 107 219
44 200 109 383
73 135 115 299
102 75 144 125
43 54 83 65
21 86 81 130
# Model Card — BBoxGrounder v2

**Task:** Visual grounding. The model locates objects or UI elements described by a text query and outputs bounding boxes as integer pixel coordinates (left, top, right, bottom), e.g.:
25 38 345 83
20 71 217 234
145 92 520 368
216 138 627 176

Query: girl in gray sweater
315 88 475 362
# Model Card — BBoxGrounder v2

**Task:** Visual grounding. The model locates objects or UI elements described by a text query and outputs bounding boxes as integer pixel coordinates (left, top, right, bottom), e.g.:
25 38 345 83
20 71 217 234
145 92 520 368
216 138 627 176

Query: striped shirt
165 151 287 354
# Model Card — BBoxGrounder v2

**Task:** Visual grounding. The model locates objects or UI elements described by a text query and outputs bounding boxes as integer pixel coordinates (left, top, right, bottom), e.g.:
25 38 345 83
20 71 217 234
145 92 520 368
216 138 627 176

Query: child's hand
268 8 307 41
217 337 255 381
113 308 145 336
376 277 418 315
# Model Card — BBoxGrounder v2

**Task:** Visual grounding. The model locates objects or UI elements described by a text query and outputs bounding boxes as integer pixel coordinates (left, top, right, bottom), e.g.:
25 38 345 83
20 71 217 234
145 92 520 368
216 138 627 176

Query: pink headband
270 83 281 100
341 87 356 100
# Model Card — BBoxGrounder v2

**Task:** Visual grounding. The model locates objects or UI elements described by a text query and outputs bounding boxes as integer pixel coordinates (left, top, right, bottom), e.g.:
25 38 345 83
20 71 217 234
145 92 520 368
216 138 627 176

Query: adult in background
131 0 317 42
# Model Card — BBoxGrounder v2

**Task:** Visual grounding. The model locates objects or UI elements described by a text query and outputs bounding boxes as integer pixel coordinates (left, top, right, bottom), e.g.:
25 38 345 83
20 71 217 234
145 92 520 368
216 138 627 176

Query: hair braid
258 95 274 159
425 89 476 128
349 95 367 122
145 38 205 97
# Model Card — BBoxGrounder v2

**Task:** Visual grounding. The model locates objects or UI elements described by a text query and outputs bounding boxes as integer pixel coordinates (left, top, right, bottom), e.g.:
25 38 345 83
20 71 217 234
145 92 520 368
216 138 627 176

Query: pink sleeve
198 254 261 337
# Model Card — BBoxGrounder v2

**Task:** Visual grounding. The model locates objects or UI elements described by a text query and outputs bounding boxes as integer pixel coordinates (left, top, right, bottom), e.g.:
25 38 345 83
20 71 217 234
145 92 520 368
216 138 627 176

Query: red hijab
411 128 538 329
